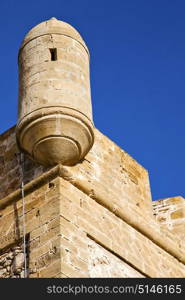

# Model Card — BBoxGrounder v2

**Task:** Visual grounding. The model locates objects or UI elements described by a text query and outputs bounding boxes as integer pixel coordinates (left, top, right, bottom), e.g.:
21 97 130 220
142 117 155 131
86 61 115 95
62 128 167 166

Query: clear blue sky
0 0 185 201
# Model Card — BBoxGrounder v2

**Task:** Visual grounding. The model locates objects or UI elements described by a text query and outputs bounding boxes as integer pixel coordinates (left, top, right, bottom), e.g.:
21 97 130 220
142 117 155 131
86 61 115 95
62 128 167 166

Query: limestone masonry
17 17 94 166
0 18 184 278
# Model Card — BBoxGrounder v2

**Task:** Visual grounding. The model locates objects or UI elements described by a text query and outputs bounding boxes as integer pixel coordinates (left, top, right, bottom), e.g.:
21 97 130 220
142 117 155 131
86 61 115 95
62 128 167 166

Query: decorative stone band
16 107 94 166
0 164 184 266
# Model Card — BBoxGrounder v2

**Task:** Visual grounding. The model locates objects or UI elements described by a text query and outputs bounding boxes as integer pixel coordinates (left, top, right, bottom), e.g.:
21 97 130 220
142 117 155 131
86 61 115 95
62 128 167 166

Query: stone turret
1 18 185 279
16 17 94 166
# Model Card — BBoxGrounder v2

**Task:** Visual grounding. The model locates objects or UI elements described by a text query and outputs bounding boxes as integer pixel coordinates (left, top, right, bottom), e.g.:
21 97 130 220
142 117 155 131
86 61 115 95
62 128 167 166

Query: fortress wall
0 126 185 278
0 126 49 200
0 177 61 278
1 175 185 278
153 196 185 241
57 177 185 277
0 127 152 220
0 176 144 278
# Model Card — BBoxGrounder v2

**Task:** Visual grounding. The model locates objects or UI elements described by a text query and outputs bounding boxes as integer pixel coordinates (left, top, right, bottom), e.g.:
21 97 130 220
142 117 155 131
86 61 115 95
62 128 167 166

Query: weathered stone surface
12 253 24 273
0 126 185 277
0 268 6 277
153 196 185 246
88 239 144 278
0 243 25 278
16 18 94 166
0 127 152 220
0 19 185 279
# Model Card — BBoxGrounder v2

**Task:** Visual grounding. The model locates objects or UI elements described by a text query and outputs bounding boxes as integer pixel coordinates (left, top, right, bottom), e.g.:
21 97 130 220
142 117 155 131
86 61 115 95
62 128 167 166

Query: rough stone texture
153 196 185 242
1 176 144 278
16 18 94 166
0 127 152 220
0 126 49 199
57 178 185 277
0 126 185 278
87 240 144 278
1 18 185 278
0 177 61 278
0 243 25 278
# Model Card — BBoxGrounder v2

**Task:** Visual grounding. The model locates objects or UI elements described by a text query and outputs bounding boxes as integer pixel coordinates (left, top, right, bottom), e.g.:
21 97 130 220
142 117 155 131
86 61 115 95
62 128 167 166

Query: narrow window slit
50 48 57 61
